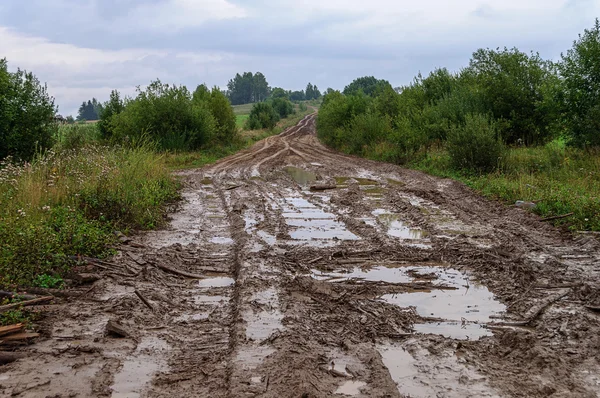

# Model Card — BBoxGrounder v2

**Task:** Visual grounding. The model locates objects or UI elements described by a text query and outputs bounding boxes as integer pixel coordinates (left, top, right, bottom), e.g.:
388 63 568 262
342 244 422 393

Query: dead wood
151 262 205 279
0 296 54 313
1 332 40 341
0 351 26 365
0 324 24 337
134 290 155 312
0 291 37 301
585 305 600 312
494 291 570 327
540 213 574 222
106 320 132 338
310 184 337 191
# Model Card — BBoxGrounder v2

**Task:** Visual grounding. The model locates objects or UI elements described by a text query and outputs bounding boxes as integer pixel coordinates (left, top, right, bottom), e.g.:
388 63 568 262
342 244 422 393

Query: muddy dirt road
2 114 600 397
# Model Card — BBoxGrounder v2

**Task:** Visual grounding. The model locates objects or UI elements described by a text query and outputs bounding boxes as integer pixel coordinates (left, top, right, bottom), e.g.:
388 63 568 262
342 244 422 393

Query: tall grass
412 140 600 231
0 145 178 287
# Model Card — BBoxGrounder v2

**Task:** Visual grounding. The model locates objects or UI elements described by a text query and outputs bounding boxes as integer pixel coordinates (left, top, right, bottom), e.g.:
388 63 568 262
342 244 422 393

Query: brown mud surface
2 114 600 397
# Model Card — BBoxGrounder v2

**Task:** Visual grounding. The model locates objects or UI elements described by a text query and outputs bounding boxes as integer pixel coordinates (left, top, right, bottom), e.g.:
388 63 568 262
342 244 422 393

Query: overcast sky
0 0 598 116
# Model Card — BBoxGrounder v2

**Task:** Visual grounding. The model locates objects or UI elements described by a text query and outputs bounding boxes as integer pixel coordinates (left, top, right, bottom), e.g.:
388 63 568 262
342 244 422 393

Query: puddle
257 230 277 246
314 265 505 340
234 346 276 370
198 277 235 288
335 381 367 396
200 177 213 185
373 210 425 239
251 376 263 384
194 295 229 304
281 196 359 245
285 166 317 186
413 322 493 340
378 344 499 397
244 288 284 341
210 237 234 245
175 313 210 322
381 267 505 340
387 178 405 186
111 337 169 398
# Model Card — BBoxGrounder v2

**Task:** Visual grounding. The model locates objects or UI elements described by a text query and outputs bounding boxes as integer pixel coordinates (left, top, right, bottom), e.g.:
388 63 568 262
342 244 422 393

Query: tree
0 58 57 161
98 90 125 140
245 102 279 130
227 72 271 105
560 18 600 147
305 83 321 100
271 97 294 118
207 86 237 143
467 47 559 145
289 90 305 101
270 87 288 99
343 76 392 97
77 98 102 121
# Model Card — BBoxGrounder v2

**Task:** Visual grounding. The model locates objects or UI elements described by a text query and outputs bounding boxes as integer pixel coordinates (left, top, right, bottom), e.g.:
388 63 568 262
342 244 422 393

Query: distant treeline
318 20 600 172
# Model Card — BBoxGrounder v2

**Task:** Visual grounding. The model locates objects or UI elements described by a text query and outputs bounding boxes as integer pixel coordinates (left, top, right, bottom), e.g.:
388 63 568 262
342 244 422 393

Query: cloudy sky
0 0 598 116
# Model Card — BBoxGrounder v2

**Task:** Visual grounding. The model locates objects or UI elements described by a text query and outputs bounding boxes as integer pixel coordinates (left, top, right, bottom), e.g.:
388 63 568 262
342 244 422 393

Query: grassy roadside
0 145 179 288
410 141 600 231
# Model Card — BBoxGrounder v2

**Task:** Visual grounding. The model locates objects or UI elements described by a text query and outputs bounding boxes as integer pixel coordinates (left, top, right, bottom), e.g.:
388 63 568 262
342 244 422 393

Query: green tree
289 90 305 101
208 87 237 144
77 98 103 121
245 102 279 130
467 47 558 145
271 97 294 118
0 58 57 161
343 76 392 97
227 72 271 105
98 90 124 140
560 18 600 147
270 87 288 99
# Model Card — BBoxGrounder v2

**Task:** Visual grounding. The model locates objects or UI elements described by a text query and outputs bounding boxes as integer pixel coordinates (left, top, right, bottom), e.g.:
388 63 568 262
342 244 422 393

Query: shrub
98 90 124 140
447 114 505 172
560 19 600 147
245 102 279 130
271 98 295 119
0 59 57 161
107 80 216 151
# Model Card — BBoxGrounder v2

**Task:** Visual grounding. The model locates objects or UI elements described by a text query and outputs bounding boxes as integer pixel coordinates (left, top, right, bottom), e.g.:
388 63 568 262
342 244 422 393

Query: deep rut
2 114 600 398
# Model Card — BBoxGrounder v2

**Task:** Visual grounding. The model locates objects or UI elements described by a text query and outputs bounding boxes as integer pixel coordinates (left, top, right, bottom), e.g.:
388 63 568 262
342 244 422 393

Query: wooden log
0 291 37 301
310 184 337 191
0 351 26 365
0 297 54 314
540 213 574 222
1 332 40 341
0 324 24 337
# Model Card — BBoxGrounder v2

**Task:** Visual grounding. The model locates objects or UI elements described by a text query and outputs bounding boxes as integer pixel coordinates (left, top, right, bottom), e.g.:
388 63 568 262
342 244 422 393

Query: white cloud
0 27 233 115
120 0 247 31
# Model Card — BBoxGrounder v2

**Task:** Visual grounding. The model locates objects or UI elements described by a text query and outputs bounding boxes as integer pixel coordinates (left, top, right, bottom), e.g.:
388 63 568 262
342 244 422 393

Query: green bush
560 19 600 147
447 114 505 172
271 98 295 119
245 102 280 130
0 59 57 161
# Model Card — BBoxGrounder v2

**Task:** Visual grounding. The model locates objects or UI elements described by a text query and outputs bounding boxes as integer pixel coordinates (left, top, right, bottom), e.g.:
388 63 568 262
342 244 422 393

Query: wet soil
2 114 600 397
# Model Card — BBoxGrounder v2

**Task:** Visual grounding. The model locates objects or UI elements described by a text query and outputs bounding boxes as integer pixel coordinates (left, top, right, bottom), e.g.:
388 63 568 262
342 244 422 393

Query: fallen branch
0 291 37 301
0 324 24 337
106 320 132 338
310 184 337 191
152 263 205 279
0 351 26 365
134 290 155 312
494 291 570 327
540 213 574 222
585 305 600 312
1 332 40 341
0 296 54 314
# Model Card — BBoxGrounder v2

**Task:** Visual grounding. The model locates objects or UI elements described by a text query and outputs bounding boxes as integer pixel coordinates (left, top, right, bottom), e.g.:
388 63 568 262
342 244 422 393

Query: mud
2 114 600 397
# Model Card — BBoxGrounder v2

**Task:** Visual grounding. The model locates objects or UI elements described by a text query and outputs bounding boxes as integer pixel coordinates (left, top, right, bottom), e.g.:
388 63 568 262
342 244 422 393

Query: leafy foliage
227 72 270 105
560 18 600 147
245 102 280 130
271 98 295 119
0 58 57 161
77 98 103 121
343 76 393 97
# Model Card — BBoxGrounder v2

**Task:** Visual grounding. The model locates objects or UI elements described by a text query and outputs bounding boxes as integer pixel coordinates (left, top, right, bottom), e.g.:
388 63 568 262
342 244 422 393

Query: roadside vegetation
317 20 600 231
0 59 318 289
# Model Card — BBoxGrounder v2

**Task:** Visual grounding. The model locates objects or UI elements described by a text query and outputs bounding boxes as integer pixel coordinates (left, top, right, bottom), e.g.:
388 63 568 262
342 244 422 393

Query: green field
236 114 249 128
232 103 255 115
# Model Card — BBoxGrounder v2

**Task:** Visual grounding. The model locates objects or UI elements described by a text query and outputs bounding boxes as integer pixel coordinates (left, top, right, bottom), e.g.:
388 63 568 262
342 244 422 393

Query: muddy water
110 337 169 398
313 264 505 340
378 342 500 397
285 166 317 186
